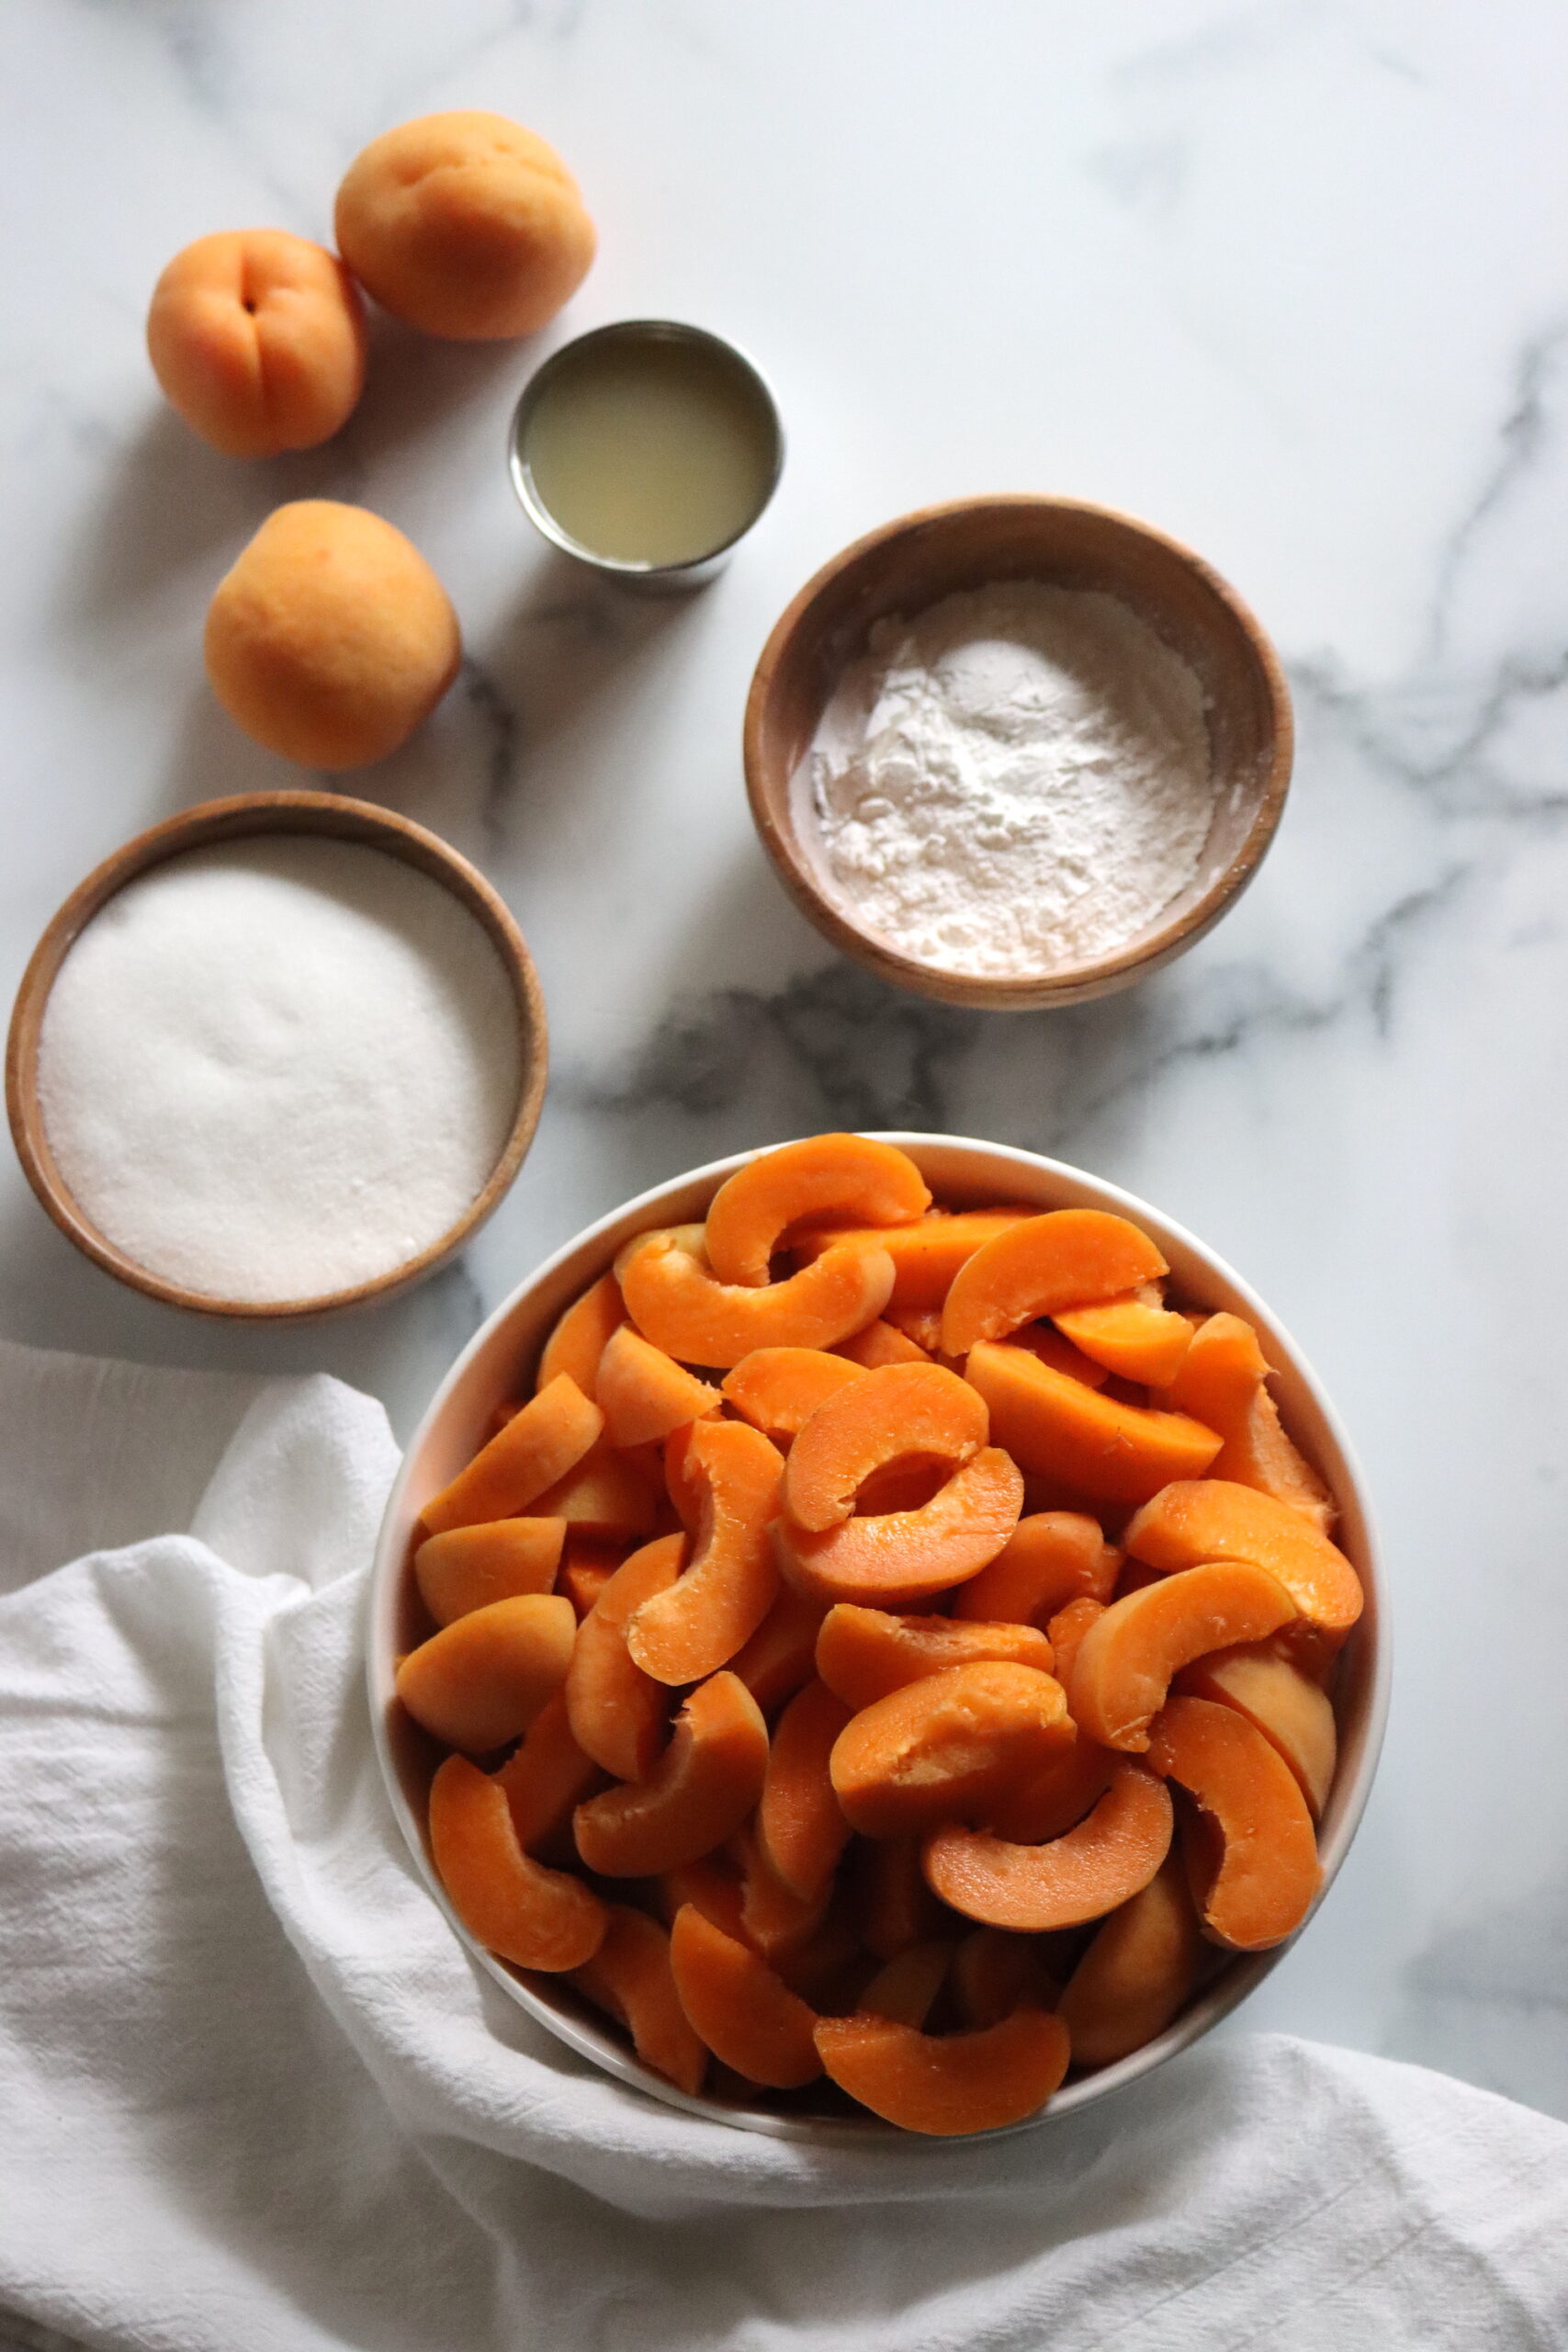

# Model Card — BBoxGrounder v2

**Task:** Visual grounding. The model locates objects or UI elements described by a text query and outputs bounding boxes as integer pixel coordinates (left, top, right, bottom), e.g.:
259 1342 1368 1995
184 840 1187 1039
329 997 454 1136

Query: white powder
38 836 525 1303
800 581 1217 978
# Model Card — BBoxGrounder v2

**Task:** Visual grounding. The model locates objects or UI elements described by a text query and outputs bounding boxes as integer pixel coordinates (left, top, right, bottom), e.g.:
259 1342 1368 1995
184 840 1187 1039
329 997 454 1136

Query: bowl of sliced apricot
367 1133 1385 2140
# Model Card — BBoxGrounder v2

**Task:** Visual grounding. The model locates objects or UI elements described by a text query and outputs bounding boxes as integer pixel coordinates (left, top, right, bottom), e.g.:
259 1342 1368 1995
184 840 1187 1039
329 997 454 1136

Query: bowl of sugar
744 496 1292 1011
6 792 547 1317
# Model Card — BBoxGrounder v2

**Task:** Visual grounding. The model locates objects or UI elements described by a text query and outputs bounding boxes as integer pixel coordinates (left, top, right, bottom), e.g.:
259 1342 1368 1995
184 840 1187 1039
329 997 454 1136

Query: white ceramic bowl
367 1136 1387 2143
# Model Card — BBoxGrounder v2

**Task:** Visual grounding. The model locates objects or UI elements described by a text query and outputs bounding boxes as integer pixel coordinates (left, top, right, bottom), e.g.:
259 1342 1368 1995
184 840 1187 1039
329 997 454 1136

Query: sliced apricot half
728 1583 828 1716
814 2006 1070 2135
815 1603 1055 1713
536 1272 626 1400
720 1347 868 1448
965 1341 1221 1505
775 1445 1024 1609
857 1939 953 2029
783 1360 987 1532
858 1831 948 1959
594 1323 722 1448
626 1419 784 1685
1069 1561 1299 1754
1044 1595 1106 1709
832 1318 930 1368
572 1904 707 2097
942 1209 1168 1357
953 1510 1120 1628
923 1761 1173 1931
1056 1851 1201 2067
1162 1313 1335 1533
829 1660 1071 1839
985 1736 1116 1845
573 1671 769 1878
1175 1639 1337 1819
396 1593 577 1754
1145 1695 1321 1950
428 1753 605 1973
413 1517 566 1626
616 1227 895 1369
950 1927 1062 2030
657 1852 748 1943
421 1374 604 1535
756 1676 853 1902
1006 1323 1111 1385
493 1690 604 1855
794 1208 1034 1307
1123 1479 1362 1640
1055 1294 1194 1387
669 1903 822 2087
732 1823 831 1960
558 1537 622 1622
704 1134 931 1288
528 1442 660 1541
563 1532 683 1780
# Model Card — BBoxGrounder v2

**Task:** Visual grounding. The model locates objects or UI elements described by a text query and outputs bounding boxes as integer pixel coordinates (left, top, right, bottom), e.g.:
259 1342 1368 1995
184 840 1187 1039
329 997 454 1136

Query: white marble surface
2 0 1566 2130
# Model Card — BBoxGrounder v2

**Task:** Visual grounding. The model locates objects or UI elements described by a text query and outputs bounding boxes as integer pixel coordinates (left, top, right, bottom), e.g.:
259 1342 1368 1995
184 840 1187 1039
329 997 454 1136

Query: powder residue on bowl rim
795 581 1217 979
37 834 525 1304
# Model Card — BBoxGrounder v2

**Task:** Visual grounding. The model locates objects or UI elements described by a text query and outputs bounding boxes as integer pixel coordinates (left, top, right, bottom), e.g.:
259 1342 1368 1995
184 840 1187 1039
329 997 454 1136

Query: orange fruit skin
148 229 366 456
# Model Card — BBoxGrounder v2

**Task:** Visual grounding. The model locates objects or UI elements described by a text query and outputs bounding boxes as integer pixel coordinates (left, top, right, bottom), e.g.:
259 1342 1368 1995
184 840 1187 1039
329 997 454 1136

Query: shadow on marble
483 550 705 762
1386 1874 1568 2123
55 406 269 632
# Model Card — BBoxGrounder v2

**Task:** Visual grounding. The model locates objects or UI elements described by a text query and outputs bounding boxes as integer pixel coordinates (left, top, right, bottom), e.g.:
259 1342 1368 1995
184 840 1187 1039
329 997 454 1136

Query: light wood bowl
6 791 547 1320
745 496 1293 1011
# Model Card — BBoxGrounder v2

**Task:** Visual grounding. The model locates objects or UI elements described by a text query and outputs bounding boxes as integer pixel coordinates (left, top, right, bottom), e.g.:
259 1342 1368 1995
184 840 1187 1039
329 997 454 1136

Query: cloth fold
0 1336 1562 2352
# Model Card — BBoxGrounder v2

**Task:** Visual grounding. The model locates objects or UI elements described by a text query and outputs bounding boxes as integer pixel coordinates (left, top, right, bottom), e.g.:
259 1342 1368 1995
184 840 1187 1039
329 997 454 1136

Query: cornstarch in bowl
797 581 1217 982
35 833 525 1306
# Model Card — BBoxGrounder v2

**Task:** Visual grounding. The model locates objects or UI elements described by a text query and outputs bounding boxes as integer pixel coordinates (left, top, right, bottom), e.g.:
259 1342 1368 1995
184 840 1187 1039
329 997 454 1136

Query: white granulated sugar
38 836 523 1303
802 581 1216 978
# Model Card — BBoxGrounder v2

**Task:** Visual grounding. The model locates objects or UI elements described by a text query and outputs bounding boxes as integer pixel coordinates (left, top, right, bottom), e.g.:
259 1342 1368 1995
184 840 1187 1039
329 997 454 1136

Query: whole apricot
203 501 461 770
146 230 367 458
333 110 595 341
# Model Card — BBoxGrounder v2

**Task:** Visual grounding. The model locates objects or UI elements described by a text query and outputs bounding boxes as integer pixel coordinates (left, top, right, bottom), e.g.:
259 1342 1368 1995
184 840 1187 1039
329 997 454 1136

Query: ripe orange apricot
616 1227 895 1368
728 1583 827 1716
626 1419 784 1684
784 1361 987 1533
669 1904 822 2087
986 1736 1117 1845
965 1341 1221 1505
720 1347 867 1447
1175 1640 1337 1819
563 1532 682 1780
704 1136 931 1288
1055 1293 1194 1387
413 1517 565 1625
334 110 594 341
529 1443 660 1541
1056 1852 1202 2067
573 1672 769 1877
1069 1562 1299 1754
923 1761 1173 1932
794 1209 1033 1306
421 1374 602 1537
815 1604 1055 1713
953 1511 1120 1628
832 1318 930 1367
657 1853 748 1944
396 1592 577 1753
858 1832 949 1960
572 1905 707 2097
536 1272 625 1399
1043 1596 1106 1708
557 1537 621 1621
732 1825 830 1961
1145 1696 1321 1951
428 1752 605 1972
758 1678 853 1901
857 1939 953 2029
493 1690 603 1855
594 1323 722 1448
1122 1480 1362 1639
942 1210 1168 1357
204 501 461 770
883 1305 944 1354
147 229 367 458
814 2006 1070 2135
829 1661 1071 1839
776 1446 1024 1610
1005 1323 1111 1386
950 1927 1063 2029
1162 1314 1335 1532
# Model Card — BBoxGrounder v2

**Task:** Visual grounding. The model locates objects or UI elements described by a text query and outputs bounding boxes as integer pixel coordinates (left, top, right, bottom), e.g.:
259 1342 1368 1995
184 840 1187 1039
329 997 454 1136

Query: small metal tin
507 319 784 591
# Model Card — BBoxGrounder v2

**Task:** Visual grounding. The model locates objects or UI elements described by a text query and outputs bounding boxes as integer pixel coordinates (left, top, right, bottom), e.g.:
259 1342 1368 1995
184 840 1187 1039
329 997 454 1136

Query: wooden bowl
6 790 547 1320
367 1134 1386 2143
744 496 1293 1012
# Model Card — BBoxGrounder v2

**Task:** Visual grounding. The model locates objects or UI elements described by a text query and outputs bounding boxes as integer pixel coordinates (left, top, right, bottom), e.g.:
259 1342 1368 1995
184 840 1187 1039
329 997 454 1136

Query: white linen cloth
0 1337 1563 2352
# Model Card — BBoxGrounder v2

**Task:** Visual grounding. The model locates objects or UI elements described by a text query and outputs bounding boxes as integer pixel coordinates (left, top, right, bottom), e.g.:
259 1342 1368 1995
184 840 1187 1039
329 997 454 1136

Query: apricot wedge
830 1661 1070 1839
857 1939 953 2029
428 1753 605 1972
794 1209 1033 1307
1045 1596 1105 1707
858 1832 948 1959
563 1532 682 1780
1055 1294 1194 1387
413 1517 566 1626
1123 1479 1362 1639
594 1323 722 1448
704 1135 931 1288
421 1374 603 1535
572 1905 707 2097
923 1761 1173 1930
759 1677 853 1901
1162 1314 1335 1533
953 1511 1120 1628
965 1341 1221 1505
985 1736 1116 1845
657 1853 748 1944
883 1304 945 1354
1070 1561 1299 1754
814 2006 1070 2135
732 1823 831 1960
816 1604 1055 1713
1056 1851 1201 2067
536 1272 625 1399
776 1446 1023 1609
627 1419 784 1684
942 1210 1168 1356
529 1442 660 1542
728 1583 828 1716
1006 1323 1110 1386
1145 1696 1321 1951
1175 1640 1337 1819
951 1928 1062 2029
784 1361 987 1532
573 1672 769 1877
616 1227 895 1369
493 1690 604 1855
558 1537 621 1622
669 1903 822 2087
720 1347 867 1448
832 1318 930 1367
396 1593 577 1754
